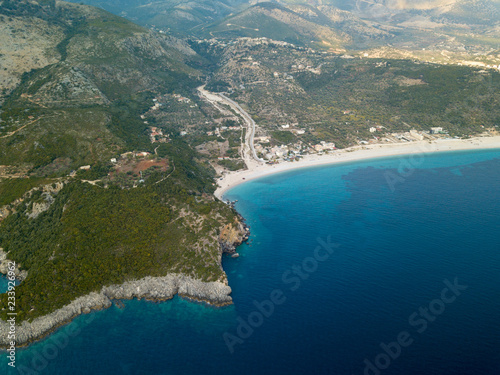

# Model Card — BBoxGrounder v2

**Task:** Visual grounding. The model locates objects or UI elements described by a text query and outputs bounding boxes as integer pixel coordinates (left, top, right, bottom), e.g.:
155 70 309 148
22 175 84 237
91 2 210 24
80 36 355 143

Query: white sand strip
214 136 500 200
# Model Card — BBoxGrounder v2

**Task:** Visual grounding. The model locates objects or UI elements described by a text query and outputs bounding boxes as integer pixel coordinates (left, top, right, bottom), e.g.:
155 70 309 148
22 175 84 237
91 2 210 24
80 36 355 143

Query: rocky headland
0 273 233 348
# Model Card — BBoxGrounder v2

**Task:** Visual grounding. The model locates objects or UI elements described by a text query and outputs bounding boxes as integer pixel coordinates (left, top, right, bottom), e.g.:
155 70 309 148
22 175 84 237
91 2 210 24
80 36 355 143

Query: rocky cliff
219 216 249 255
0 273 232 348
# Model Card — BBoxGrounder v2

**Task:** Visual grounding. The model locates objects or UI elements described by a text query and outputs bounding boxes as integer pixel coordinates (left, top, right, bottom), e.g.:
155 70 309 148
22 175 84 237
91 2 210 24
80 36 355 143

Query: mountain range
64 0 500 55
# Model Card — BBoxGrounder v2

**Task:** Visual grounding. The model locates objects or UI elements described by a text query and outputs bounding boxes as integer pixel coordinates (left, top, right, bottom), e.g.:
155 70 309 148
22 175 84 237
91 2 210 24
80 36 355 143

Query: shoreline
0 274 233 349
1 135 498 349
215 136 500 199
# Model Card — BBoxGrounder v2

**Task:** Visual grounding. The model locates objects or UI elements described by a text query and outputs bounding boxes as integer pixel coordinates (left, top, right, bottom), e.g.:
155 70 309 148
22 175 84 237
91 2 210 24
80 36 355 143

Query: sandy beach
214 135 500 200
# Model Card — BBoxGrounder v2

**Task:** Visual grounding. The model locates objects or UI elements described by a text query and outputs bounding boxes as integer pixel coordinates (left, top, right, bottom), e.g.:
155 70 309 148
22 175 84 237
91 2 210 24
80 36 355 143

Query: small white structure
110 158 117 164
79 165 91 170
410 130 424 141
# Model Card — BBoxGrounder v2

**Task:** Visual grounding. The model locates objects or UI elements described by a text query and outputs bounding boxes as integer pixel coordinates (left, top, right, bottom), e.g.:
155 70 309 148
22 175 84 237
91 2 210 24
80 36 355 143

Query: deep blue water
2 149 500 375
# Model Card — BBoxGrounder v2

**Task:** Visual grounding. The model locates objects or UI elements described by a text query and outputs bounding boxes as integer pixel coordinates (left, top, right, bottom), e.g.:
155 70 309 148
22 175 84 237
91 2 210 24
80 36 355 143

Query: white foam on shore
215 136 500 200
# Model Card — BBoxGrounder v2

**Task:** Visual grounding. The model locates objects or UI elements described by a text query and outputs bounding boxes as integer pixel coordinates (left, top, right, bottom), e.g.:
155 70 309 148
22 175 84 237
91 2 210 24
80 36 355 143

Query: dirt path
0 116 46 139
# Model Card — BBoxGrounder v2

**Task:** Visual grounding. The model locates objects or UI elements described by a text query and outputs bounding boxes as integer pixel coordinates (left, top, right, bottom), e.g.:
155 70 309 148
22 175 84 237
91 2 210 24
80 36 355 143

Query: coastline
0 274 232 348
215 136 500 199
1 135 498 349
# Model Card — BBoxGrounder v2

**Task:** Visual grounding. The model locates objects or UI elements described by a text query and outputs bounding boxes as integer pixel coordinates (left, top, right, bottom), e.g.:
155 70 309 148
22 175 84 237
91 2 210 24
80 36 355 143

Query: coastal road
218 93 263 164
198 85 264 168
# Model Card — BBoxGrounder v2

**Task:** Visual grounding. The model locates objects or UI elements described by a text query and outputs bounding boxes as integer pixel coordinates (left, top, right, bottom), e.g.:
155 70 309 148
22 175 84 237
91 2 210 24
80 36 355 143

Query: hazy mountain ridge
66 0 499 58
198 2 348 48
64 0 249 34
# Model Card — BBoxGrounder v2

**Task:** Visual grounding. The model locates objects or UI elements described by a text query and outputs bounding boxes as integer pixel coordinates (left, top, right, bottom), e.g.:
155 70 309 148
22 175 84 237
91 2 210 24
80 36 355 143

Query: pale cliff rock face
0 248 27 281
0 274 232 347
26 194 55 219
102 274 232 304
0 181 66 221
41 182 65 194
0 292 111 347
219 217 249 254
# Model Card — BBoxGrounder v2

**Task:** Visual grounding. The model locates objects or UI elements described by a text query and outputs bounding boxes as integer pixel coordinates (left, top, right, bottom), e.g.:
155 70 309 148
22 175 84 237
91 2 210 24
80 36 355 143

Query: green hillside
0 0 203 174
0 1 242 324
64 0 249 35
196 2 347 49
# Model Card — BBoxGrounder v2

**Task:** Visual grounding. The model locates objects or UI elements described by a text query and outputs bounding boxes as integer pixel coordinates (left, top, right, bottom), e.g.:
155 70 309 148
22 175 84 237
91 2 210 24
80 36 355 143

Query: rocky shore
0 274 232 348
0 248 27 281
219 214 250 256
0 186 249 349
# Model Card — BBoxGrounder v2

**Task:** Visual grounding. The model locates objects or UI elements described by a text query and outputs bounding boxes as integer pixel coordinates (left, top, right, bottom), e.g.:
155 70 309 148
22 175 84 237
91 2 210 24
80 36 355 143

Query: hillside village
139 83 499 172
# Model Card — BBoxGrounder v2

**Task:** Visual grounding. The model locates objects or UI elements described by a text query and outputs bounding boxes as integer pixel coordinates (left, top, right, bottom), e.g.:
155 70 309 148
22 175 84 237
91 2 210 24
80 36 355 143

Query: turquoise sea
1 149 500 374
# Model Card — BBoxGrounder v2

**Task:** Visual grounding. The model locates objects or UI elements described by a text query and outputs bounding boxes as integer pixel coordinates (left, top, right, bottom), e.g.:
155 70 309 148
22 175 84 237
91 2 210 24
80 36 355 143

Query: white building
410 130 424 141
430 127 443 134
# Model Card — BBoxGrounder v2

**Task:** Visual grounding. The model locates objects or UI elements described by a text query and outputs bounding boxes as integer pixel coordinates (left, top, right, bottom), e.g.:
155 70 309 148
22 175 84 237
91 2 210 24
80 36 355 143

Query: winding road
198 85 264 168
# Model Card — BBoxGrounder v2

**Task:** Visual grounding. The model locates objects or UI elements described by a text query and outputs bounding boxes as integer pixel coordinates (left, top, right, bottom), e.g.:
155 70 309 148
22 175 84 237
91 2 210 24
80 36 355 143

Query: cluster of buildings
289 63 321 74
172 94 191 104
148 94 198 114
313 141 336 152
207 125 241 136
273 71 294 80
430 127 445 134
150 99 163 111
254 140 337 161
196 37 317 54
279 124 306 135
110 151 152 164
372 128 448 144
369 126 386 133
362 126 448 145
149 127 168 143
255 144 295 160
271 62 322 81
120 151 151 159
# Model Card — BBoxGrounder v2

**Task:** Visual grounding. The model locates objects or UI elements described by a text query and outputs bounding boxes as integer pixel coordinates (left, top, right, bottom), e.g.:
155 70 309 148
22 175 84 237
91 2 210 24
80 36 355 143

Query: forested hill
0 1 244 323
